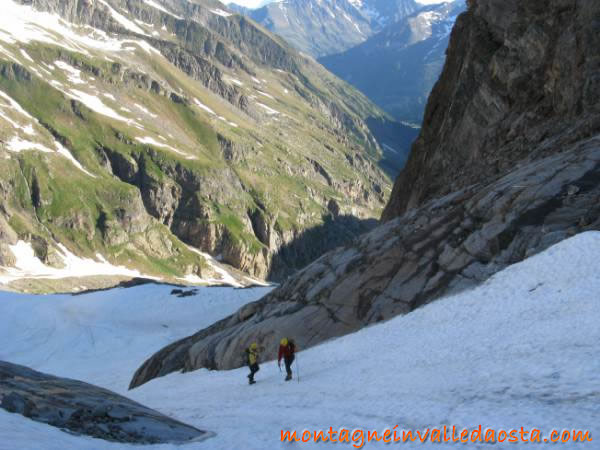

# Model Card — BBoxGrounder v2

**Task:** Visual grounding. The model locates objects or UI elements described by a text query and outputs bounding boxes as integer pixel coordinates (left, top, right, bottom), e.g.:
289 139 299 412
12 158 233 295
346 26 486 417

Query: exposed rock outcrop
96 136 384 279
0 361 211 444
0 217 17 267
130 138 600 386
235 0 419 58
130 0 600 388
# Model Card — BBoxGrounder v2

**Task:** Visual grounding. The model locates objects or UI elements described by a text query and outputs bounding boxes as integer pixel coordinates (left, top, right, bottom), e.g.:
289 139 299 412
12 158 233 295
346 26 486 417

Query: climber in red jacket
278 337 296 381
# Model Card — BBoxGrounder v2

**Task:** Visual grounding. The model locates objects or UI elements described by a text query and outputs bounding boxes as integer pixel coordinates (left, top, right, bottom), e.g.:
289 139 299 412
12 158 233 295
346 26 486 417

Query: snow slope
1 233 600 448
0 284 273 390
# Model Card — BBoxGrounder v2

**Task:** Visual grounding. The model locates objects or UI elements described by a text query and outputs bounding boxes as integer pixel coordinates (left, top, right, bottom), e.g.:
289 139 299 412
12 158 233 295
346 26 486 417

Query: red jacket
278 342 295 362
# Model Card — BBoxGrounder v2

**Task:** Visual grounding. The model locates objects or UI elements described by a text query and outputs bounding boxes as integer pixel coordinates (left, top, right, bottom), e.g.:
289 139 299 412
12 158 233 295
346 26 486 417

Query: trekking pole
296 354 300 383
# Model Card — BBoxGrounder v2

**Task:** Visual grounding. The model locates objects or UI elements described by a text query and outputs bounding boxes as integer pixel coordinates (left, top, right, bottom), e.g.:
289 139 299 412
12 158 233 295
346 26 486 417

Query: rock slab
130 138 600 388
0 361 211 444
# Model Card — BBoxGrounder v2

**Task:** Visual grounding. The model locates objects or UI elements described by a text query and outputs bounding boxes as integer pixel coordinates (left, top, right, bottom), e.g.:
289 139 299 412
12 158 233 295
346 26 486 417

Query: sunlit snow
0 233 599 448
193 98 216 115
143 0 184 20
5 136 53 153
0 241 150 285
210 9 233 18
135 136 189 157
257 102 280 115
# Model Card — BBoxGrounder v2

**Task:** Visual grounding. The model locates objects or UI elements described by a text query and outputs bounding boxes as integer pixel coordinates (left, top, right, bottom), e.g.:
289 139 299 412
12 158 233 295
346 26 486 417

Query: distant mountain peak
320 1 465 123
234 0 419 57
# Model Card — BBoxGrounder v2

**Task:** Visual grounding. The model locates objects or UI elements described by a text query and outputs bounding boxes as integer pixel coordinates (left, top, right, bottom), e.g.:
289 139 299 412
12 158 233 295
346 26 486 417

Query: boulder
0 361 212 445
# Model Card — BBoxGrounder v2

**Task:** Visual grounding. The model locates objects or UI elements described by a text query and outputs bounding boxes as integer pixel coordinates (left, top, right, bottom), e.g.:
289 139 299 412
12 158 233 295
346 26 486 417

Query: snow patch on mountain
0 89 97 176
257 102 280 115
193 98 216 115
0 241 151 285
0 93 36 135
59 88 133 123
184 245 251 288
5 137 53 153
143 0 184 20
134 103 158 118
54 141 97 177
210 8 233 17
98 0 149 35
0 0 162 58
19 49 34 63
256 89 275 100
226 77 244 86
0 90 37 122
135 136 189 157
54 61 85 84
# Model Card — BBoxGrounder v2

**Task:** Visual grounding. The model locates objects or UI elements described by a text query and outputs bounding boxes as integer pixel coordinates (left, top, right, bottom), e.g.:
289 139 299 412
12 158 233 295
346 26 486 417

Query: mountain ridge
320 1 465 123
231 0 419 57
0 0 411 291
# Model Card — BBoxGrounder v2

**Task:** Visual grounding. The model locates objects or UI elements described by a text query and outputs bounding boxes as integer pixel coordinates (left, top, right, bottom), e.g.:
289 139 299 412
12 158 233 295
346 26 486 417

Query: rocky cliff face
130 0 600 388
382 0 600 219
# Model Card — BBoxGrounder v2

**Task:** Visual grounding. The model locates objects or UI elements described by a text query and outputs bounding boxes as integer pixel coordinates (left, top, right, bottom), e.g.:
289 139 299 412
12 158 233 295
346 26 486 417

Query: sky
225 0 446 9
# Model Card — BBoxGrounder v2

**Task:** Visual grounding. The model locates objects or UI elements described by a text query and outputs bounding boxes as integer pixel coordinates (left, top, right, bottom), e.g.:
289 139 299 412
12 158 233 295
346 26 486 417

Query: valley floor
1 234 599 449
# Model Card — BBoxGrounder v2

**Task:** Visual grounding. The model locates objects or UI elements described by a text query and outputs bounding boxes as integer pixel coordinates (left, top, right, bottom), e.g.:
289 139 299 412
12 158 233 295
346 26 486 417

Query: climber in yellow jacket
245 342 260 385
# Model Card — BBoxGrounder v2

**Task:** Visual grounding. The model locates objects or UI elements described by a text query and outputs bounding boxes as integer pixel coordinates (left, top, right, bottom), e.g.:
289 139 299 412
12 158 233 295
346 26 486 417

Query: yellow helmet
280 338 288 346
250 342 258 350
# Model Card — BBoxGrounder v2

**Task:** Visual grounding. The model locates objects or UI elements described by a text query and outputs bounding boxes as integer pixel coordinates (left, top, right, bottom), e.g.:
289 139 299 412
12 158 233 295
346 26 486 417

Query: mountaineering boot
285 374 292 381
249 379 256 385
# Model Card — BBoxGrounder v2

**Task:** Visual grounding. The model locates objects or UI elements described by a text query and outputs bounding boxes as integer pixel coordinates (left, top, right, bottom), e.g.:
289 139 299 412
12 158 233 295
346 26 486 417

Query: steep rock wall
383 0 600 219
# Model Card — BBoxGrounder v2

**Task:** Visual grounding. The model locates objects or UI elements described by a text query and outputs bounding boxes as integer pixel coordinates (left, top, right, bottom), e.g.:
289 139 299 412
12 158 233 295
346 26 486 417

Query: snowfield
0 284 272 392
1 233 599 449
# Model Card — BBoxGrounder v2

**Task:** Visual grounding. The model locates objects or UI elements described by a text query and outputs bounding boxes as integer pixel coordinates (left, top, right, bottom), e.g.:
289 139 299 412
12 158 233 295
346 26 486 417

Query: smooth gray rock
130 138 600 388
0 361 211 445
